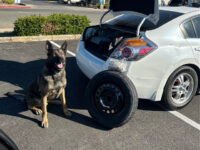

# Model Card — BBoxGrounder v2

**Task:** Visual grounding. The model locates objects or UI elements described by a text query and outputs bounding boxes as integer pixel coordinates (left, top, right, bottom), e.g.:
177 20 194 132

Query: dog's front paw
41 119 48 128
63 109 71 116
35 109 42 115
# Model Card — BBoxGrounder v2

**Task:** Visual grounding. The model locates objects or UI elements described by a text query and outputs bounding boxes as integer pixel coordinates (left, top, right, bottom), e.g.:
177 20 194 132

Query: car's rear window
106 10 183 31
182 20 196 38
193 17 200 38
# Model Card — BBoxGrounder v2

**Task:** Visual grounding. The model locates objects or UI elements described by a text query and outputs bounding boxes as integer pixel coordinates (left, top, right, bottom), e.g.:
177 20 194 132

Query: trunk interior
83 25 136 61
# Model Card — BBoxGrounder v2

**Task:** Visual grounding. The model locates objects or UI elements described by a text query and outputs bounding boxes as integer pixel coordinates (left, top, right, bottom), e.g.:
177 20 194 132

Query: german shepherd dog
7 41 71 128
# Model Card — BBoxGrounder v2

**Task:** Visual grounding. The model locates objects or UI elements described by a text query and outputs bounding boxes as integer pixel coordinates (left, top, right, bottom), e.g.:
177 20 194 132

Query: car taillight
122 47 132 58
111 38 157 61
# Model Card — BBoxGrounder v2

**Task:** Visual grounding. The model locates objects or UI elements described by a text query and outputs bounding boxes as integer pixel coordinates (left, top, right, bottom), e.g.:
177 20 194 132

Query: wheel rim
170 73 194 105
94 83 124 115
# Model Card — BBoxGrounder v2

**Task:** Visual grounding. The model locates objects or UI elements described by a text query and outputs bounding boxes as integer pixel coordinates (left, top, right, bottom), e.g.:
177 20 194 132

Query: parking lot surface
0 41 199 150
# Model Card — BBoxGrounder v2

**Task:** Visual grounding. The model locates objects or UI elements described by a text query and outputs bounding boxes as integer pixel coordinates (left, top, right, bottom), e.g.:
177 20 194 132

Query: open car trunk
83 25 136 61
82 0 159 61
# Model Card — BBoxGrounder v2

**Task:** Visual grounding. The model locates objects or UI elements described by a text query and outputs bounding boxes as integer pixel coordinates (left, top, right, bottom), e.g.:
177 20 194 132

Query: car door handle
194 47 200 51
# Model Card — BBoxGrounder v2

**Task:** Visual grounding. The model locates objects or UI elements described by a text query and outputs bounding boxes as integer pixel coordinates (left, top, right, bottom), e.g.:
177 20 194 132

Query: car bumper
76 41 108 79
76 41 163 101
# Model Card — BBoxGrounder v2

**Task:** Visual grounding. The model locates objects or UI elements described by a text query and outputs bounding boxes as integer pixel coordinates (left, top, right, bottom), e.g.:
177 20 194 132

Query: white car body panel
64 0 82 3
76 41 107 79
72 0 82 3
187 38 200 65
76 7 200 101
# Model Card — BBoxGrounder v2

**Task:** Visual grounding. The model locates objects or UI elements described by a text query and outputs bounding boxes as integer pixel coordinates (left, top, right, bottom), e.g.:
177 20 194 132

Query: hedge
2 0 14 4
14 14 90 36
95 2 109 9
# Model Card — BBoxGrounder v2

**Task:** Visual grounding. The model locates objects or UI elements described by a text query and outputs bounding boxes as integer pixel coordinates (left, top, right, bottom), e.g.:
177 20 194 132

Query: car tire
85 70 138 129
163 66 198 110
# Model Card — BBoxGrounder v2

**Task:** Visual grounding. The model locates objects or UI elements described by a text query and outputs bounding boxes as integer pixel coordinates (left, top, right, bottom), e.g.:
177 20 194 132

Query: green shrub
95 3 100 8
95 2 109 9
88 3 94 7
104 2 109 9
2 0 14 4
14 15 46 36
14 14 90 36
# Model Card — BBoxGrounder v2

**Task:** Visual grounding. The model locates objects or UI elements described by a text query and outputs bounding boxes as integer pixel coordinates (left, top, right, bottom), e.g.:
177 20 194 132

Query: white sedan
76 0 200 128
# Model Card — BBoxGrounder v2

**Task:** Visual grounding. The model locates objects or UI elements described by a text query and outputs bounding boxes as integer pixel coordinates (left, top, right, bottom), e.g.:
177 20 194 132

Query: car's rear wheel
85 71 138 129
163 66 198 110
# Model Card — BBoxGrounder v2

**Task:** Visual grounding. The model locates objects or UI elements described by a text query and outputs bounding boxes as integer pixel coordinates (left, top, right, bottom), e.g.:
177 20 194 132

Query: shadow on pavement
0 32 14 37
0 59 45 89
0 96 41 126
0 56 164 130
0 57 89 108
0 57 107 130
138 99 163 111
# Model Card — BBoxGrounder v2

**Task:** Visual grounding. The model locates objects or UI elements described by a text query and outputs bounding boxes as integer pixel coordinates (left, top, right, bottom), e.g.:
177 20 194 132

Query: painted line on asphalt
169 110 200 131
50 40 76 57
0 83 9 87
158 104 200 131
51 40 200 131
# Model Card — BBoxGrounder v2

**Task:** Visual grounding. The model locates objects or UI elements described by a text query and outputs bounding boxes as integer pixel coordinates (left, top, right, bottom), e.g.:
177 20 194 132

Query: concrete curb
0 34 81 43
0 3 32 9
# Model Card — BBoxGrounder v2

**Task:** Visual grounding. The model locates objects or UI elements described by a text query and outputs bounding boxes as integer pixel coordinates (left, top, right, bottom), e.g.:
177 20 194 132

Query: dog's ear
61 41 68 54
46 41 53 52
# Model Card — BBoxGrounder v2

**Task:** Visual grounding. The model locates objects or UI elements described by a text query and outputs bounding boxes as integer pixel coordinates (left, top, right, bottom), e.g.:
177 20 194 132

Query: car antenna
100 9 111 28
136 15 151 38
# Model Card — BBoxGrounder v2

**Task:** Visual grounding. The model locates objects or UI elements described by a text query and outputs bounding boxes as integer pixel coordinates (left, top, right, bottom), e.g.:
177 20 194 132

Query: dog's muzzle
57 63 63 69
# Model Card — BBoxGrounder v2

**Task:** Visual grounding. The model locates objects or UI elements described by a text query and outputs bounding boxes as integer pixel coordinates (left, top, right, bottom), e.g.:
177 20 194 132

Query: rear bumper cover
76 41 163 101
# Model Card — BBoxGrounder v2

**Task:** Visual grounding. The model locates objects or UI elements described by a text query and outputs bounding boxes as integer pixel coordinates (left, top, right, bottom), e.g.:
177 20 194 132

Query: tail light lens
110 38 157 61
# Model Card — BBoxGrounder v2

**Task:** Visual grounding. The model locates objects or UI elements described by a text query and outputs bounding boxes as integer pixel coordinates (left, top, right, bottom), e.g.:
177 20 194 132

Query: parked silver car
63 0 86 5
76 0 200 128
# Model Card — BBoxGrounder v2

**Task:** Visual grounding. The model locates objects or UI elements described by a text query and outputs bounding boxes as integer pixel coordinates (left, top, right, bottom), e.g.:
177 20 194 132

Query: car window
192 17 200 38
182 20 196 38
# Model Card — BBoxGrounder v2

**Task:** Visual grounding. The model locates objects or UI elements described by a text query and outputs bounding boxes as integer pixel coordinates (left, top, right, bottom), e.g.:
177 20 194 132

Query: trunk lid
109 0 159 25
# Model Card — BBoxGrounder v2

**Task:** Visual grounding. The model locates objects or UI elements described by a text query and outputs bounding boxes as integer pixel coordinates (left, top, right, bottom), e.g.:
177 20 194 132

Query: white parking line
158 104 200 131
50 40 200 131
50 41 76 57
169 111 200 131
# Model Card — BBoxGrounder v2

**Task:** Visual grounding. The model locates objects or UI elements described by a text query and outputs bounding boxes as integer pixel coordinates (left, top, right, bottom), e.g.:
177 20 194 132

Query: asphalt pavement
0 40 199 150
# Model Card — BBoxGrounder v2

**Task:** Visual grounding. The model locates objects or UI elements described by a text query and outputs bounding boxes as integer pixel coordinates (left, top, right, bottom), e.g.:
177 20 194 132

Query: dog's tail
6 92 25 102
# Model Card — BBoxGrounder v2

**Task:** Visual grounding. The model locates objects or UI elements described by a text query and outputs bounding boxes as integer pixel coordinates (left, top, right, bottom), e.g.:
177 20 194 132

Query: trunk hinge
100 10 111 27
136 15 152 38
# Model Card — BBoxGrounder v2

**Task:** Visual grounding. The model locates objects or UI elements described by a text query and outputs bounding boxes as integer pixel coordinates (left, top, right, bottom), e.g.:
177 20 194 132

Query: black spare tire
85 70 138 129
